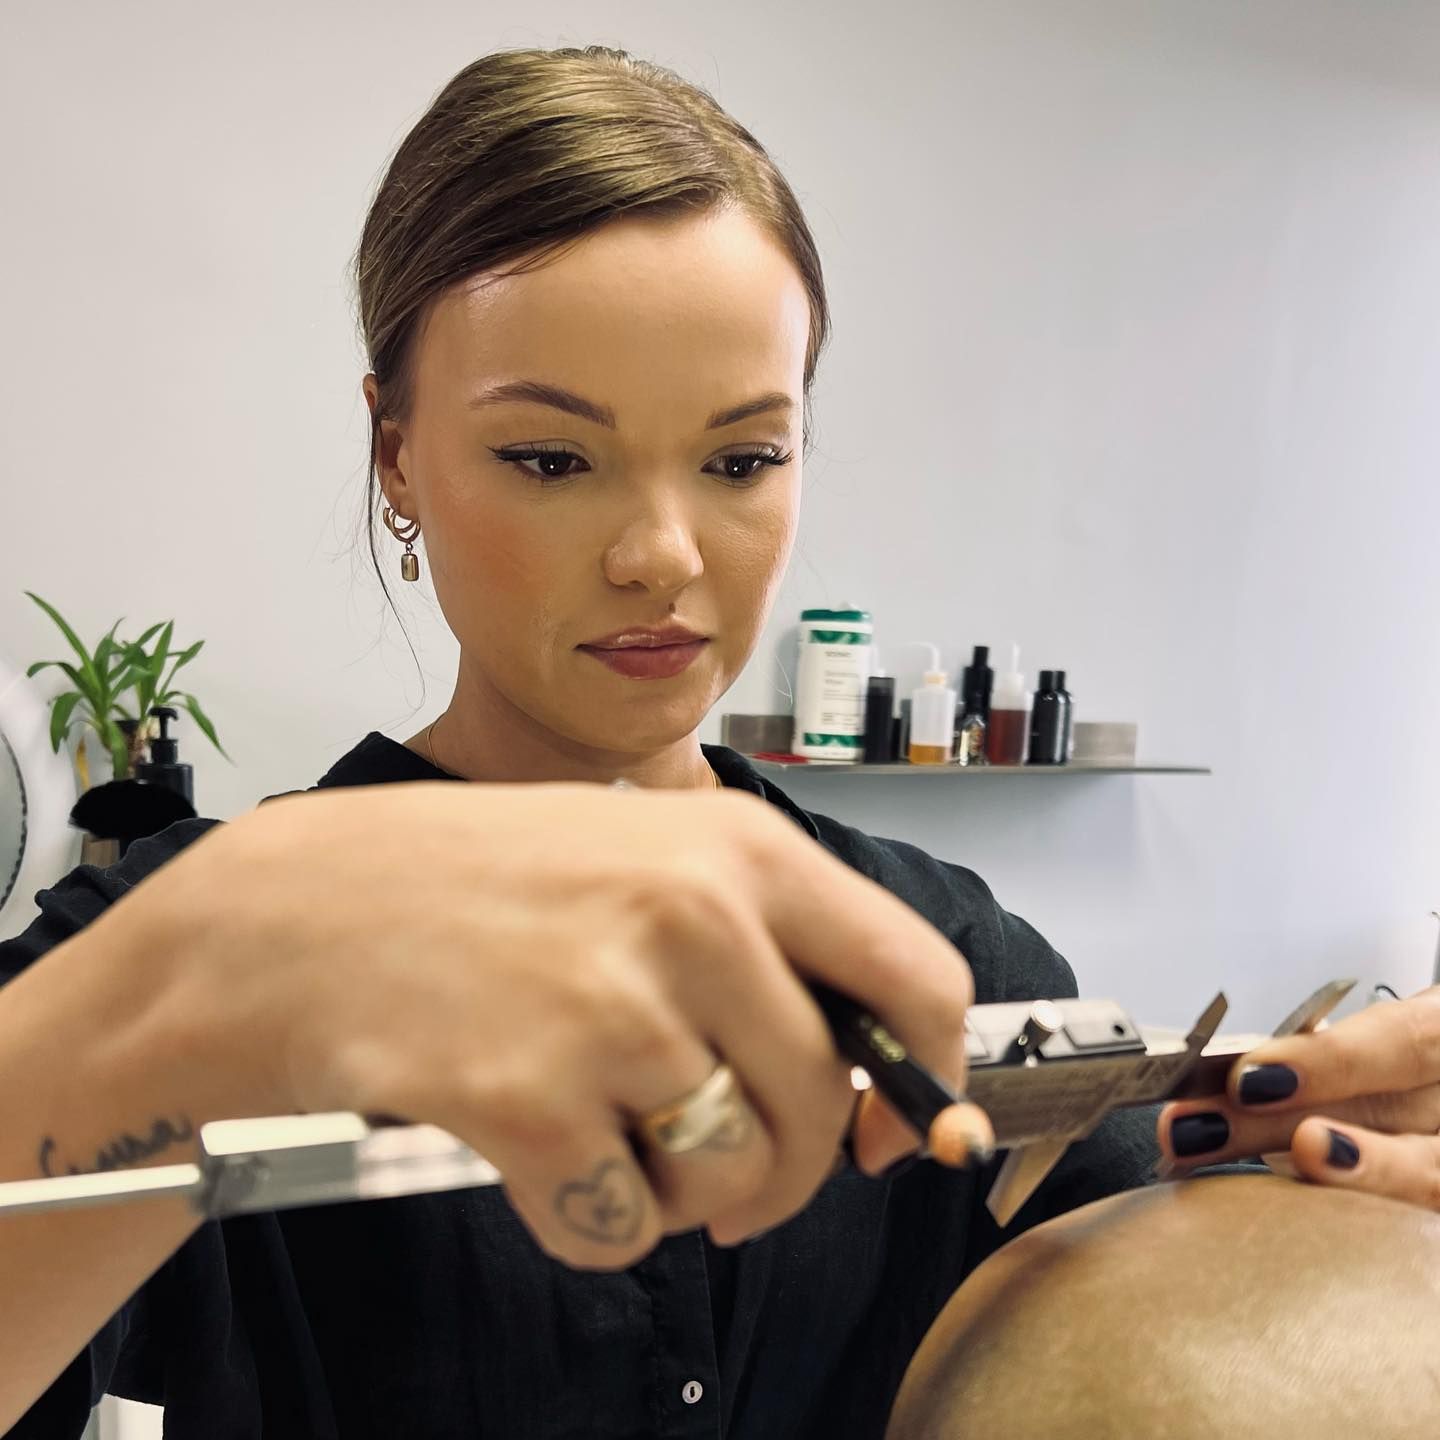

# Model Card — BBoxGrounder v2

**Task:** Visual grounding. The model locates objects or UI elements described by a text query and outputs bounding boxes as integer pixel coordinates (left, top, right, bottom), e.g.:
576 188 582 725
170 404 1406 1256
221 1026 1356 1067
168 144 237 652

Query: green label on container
803 733 863 748
804 629 869 644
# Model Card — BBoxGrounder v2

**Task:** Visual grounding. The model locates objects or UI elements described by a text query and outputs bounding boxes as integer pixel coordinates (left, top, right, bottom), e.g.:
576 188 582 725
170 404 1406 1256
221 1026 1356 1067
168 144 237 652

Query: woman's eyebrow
467 380 793 431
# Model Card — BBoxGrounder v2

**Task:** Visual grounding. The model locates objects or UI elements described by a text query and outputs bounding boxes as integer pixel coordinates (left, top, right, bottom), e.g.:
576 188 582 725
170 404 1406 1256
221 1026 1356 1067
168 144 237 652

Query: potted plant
23 592 228 792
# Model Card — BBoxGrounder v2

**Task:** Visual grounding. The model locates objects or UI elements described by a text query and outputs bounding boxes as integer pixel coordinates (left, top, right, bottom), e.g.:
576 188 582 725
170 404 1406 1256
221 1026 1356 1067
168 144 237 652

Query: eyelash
488 444 795 488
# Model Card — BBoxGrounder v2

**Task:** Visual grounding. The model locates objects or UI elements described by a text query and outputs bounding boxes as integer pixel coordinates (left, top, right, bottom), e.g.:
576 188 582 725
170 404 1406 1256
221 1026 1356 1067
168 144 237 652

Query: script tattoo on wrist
38 1114 196 1179
554 1158 644 1244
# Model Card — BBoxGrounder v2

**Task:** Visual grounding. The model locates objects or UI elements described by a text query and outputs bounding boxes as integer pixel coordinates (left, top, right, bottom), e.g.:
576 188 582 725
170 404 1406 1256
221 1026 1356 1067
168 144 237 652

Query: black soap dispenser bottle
135 705 195 805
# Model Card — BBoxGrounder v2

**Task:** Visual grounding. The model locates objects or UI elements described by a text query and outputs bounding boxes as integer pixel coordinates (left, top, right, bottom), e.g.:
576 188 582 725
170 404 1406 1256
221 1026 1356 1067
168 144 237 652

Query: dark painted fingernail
1238 1064 1299 1105
1326 1128 1360 1170
1171 1112 1230 1158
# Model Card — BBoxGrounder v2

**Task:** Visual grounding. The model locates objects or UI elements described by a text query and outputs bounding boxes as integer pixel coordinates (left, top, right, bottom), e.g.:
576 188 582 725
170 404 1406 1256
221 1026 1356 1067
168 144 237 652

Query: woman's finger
727 797 975 1171
1156 1086 1440 1171
1288 1116 1440 1211
1227 985 1440 1112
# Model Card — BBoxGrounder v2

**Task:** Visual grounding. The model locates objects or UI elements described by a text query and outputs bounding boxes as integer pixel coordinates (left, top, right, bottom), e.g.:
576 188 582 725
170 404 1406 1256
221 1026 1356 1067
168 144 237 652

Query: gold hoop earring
382 505 421 582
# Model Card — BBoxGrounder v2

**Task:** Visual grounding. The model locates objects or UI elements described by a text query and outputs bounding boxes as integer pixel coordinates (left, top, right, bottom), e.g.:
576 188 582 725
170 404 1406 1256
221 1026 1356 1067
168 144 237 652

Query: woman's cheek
430 501 555 599
713 494 796 603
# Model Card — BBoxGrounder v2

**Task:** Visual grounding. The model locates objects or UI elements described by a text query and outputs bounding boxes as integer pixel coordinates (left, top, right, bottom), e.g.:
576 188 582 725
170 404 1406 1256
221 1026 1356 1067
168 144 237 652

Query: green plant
23 591 228 790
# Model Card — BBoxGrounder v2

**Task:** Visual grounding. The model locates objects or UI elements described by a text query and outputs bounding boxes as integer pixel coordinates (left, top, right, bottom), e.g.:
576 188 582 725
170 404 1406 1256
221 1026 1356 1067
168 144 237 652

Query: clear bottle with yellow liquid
906 644 957 765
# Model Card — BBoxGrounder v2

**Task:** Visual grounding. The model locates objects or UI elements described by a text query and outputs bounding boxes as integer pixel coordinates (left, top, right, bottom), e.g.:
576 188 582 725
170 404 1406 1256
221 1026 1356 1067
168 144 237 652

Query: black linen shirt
1 735 1160 1439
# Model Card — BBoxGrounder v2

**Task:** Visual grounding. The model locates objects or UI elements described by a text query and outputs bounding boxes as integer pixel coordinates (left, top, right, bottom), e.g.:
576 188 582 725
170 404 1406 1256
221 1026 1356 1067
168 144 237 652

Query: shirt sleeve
0 820 219 1437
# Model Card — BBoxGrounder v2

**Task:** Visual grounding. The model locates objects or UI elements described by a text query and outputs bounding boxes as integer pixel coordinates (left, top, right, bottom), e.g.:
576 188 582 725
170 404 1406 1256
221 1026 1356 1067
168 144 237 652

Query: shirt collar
304 731 821 843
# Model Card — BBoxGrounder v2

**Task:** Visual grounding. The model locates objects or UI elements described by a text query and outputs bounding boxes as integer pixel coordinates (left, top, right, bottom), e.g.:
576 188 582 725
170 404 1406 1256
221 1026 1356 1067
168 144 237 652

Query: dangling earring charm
382 505 422 582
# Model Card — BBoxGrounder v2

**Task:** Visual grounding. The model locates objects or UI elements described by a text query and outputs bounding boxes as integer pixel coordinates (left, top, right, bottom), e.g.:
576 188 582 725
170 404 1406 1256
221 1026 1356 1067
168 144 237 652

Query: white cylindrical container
792 608 873 760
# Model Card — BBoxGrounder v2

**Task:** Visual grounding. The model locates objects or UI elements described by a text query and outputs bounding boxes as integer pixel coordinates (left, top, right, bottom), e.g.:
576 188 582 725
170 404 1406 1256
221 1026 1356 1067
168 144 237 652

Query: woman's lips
578 639 709 679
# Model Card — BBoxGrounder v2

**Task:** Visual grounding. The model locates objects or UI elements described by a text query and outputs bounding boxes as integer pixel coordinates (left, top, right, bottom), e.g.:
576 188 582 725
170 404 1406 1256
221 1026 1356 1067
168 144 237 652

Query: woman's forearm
0 883 259 1433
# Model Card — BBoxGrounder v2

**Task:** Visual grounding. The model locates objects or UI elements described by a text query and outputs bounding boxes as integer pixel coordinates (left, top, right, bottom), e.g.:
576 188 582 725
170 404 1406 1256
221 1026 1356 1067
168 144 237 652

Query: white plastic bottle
985 643 1030 765
906 644 957 765
792 607 873 760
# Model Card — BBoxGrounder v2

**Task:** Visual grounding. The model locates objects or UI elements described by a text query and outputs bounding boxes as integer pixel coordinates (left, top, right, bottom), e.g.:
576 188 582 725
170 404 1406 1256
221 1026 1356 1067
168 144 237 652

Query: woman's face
372 207 809 755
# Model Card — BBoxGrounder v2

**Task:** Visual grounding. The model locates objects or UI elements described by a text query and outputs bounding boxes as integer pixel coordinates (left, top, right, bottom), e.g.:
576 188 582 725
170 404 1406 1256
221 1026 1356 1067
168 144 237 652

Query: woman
2 45 1437 1440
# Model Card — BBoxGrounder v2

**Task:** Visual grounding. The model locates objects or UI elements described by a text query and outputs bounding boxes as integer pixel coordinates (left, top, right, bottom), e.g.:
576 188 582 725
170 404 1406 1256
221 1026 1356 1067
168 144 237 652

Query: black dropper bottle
134 705 195 805
960 645 993 721
1027 670 1066 765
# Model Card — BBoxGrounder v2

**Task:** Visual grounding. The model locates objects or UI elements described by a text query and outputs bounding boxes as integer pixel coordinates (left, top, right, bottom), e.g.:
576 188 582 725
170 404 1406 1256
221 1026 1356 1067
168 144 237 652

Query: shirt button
681 1380 704 1405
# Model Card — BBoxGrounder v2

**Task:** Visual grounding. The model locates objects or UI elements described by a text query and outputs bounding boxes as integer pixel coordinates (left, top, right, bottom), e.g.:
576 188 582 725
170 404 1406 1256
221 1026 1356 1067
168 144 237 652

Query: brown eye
718 455 766 482
490 447 589 483
529 452 580 480
707 449 794 487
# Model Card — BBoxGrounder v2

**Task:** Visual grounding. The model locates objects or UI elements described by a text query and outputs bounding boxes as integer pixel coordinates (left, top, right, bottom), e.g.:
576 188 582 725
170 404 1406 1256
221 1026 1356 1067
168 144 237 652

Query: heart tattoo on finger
555 1159 644 1244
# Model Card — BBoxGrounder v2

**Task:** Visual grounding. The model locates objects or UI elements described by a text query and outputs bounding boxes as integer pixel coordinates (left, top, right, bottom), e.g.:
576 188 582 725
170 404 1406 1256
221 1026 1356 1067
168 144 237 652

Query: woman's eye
708 449 795 486
490 447 589 482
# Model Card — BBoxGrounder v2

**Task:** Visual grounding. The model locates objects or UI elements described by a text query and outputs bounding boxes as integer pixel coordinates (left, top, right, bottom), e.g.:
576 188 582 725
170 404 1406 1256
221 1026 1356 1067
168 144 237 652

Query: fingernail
1326 1128 1360 1170
1238 1063 1299 1105
1171 1112 1230 1158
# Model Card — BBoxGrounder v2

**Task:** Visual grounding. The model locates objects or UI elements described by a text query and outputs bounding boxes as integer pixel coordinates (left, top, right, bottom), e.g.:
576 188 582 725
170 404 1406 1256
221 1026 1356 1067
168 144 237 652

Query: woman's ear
362 373 415 516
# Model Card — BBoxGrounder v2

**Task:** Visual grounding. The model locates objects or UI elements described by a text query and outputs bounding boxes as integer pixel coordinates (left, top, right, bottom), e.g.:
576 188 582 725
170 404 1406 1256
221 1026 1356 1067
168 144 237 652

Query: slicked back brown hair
354 45 830 618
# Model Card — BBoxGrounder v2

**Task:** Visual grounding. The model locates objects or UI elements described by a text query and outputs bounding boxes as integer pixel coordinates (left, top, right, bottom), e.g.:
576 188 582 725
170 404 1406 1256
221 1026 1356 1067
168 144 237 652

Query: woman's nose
601 511 704 595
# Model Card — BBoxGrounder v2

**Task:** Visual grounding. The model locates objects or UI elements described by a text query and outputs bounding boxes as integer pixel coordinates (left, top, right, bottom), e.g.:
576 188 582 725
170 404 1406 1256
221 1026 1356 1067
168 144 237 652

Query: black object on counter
960 644 993 722
1054 670 1075 761
895 697 912 760
1027 669 1068 765
863 674 897 763
70 779 196 858
135 705 195 805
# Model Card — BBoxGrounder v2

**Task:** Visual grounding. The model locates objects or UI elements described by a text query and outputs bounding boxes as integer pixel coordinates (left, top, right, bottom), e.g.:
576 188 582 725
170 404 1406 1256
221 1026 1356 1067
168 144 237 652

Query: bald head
888 1176 1440 1439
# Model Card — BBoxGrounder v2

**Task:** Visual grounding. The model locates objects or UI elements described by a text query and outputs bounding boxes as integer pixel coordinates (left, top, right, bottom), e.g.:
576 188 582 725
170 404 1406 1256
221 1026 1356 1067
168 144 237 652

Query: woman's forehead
413 210 810 420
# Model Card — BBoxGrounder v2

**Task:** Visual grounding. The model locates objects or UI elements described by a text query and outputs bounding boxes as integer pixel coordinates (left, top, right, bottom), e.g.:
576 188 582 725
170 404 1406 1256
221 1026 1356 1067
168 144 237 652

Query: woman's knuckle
1399 994 1440 1079
602 993 697 1076
621 866 740 948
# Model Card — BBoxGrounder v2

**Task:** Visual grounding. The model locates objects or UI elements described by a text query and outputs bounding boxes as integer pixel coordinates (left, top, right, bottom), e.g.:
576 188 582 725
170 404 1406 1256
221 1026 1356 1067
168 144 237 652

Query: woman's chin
561 691 717 756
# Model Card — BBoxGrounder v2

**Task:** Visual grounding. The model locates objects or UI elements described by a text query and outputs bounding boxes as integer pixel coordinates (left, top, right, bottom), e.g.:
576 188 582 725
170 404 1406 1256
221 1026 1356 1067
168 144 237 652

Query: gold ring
637 1063 752 1156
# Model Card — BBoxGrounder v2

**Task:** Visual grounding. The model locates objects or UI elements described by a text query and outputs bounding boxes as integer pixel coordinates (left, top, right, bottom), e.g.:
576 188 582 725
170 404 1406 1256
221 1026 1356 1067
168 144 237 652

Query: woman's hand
143 781 985 1270
1157 985 1440 1209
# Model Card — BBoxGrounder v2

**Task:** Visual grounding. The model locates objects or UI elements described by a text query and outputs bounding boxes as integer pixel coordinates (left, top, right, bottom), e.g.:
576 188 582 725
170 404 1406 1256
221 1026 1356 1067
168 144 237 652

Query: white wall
4 0 1439 1034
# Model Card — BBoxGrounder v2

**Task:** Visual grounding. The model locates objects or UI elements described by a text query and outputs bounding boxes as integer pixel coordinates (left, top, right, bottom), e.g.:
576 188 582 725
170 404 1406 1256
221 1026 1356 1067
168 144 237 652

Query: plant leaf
48 691 82 752
92 619 125 683
109 727 131 781
129 622 167 650
25 592 101 696
107 663 146 697
49 659 105 710
152 621 174 675
137 621 174 721
179 694 230 761
158 640 204 698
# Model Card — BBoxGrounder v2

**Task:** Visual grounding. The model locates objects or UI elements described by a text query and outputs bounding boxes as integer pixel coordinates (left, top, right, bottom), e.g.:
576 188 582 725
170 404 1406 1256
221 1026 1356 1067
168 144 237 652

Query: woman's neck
403 669 715 790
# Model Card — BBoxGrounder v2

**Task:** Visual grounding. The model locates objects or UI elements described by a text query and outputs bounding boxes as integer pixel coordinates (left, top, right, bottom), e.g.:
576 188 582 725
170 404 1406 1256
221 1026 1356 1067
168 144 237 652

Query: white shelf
746 759 1210 778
